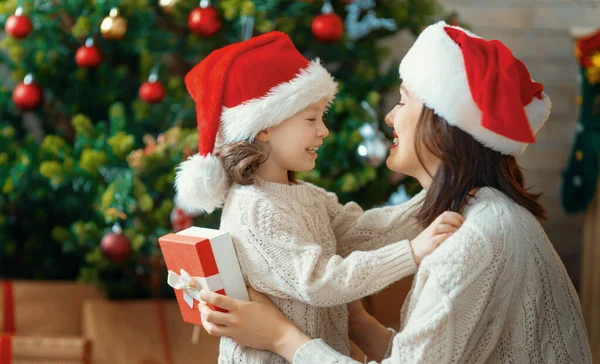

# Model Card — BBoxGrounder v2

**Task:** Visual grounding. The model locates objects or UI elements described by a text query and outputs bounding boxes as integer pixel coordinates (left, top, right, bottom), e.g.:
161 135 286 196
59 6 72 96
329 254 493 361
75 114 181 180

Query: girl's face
385 86 439 185
258 99 329 180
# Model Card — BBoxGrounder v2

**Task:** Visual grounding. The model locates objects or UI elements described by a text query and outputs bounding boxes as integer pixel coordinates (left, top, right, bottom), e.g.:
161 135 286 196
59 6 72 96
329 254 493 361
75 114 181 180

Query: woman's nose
384 110 395 127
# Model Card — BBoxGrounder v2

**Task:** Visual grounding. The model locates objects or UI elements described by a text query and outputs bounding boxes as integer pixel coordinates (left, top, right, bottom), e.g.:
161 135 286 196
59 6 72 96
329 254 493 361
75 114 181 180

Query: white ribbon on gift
167 269 225 309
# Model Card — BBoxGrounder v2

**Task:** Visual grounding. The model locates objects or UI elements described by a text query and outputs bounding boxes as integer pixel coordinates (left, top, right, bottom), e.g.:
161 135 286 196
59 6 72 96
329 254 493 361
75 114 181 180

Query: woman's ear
256 130 270 142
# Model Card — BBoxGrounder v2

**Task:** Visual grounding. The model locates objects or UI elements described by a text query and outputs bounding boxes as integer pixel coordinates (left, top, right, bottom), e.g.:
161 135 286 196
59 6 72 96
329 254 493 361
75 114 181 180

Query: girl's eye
307 118 317 122
397 102 405 107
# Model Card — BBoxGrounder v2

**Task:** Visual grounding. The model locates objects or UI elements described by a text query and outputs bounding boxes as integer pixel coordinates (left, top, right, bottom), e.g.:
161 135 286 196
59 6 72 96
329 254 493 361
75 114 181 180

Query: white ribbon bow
167 269 204 309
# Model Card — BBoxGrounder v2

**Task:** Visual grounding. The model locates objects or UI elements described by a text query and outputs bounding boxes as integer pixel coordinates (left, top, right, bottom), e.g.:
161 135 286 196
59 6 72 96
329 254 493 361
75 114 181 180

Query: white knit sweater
217 178 425 364
294 187 592 364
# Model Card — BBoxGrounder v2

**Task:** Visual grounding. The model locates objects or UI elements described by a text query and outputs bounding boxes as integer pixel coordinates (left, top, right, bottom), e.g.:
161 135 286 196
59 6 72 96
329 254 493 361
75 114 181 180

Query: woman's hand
410 211 464 264
348 299 370 345
199 287 311 361
348 299 368 330
347 299 394 361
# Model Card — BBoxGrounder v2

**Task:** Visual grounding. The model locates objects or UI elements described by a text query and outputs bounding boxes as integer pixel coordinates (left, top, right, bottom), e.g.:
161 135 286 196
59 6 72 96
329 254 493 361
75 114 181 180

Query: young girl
196 23 592 363
174 31 463 363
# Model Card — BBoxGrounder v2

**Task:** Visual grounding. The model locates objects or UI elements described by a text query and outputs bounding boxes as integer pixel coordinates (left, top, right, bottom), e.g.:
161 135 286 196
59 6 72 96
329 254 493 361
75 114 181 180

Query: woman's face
385 85 439 184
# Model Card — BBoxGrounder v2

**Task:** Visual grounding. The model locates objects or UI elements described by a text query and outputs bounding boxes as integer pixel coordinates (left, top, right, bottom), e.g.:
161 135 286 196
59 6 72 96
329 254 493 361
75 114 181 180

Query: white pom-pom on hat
174 154 229 214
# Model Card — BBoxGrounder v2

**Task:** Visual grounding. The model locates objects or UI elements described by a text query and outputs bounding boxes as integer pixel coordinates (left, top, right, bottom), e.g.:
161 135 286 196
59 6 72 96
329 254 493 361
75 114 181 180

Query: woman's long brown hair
414 107 546 226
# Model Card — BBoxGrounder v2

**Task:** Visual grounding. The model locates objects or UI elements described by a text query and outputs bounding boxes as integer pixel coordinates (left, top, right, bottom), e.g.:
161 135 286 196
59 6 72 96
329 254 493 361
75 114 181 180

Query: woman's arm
198 288 311 362
348 300 394 362
197 289 405 364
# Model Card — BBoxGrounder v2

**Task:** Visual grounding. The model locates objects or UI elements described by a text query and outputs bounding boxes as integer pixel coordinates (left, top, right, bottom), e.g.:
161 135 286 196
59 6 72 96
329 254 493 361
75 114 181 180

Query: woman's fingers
199 289 237 311
199 302 233 326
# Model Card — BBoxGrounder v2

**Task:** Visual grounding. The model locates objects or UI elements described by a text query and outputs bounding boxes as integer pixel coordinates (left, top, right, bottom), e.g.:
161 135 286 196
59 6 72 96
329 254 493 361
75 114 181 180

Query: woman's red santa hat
175 31 337 214
399 21 551 156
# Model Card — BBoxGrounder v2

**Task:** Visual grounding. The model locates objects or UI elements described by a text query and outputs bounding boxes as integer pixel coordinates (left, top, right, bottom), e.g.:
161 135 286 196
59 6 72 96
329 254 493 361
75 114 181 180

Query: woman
198 21 592 363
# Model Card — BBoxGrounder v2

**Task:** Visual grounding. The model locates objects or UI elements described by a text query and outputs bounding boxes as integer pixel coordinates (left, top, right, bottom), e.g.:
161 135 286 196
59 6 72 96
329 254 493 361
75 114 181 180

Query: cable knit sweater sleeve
293 222 503 363
234 196 418 307
311 185 426 257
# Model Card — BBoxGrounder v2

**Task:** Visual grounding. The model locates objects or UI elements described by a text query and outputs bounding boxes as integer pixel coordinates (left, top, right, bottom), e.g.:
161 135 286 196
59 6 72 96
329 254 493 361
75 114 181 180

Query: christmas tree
1 0 448 299
562 29 600 214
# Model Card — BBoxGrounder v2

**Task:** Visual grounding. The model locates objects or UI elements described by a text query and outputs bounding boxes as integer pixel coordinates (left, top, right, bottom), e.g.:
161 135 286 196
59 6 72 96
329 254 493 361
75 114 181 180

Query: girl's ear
256 130 270 142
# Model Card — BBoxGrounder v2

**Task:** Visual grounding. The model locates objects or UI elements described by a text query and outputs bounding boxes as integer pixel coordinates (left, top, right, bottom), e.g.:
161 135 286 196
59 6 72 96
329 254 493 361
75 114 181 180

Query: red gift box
159 227 249 326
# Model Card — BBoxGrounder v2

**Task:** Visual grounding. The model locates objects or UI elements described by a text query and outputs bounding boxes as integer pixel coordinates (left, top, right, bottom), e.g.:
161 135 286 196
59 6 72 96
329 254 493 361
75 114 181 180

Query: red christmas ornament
101 226 131 263
5 8 33 39
12 74 43 110
139 79 165 104
311 2 344 42
188 1 221 37
75 38 102 68
170 206 194 232
144 144 157 155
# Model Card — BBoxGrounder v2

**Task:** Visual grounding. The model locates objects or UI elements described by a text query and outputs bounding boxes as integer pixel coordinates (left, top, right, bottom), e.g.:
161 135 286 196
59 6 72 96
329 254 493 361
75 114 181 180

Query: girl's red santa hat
175 31 337 214
399 21 551 156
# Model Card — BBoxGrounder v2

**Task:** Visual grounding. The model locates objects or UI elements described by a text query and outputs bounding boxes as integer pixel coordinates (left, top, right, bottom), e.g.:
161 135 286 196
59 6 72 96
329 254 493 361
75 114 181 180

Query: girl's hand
410 211 464 264
199 287 310 360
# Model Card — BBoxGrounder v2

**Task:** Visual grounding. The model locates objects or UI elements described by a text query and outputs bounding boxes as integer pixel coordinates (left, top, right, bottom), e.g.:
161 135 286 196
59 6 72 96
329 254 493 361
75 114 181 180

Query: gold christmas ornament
159 0 183 13
591 52 600 68
127 149 145 169
100 8 127 40
576 150 584 161
586 67 600 85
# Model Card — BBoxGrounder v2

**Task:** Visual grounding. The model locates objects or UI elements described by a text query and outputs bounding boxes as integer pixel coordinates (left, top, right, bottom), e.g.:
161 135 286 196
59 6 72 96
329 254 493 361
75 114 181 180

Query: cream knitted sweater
294 187 592 364
217 178 425 364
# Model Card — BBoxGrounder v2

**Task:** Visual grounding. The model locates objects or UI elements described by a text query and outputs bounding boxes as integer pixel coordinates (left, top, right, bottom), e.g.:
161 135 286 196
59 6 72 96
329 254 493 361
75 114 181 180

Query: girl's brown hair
216 141 296 185
414 106 546 226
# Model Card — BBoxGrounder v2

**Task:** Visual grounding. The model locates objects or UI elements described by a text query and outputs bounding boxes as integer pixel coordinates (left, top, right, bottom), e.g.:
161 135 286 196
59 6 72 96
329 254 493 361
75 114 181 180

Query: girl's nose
318 119 329 138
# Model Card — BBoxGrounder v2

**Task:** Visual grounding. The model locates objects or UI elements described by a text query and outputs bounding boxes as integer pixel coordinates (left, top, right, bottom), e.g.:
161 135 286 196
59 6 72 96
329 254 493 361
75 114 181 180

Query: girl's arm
314 185 426 257
234 197 461 307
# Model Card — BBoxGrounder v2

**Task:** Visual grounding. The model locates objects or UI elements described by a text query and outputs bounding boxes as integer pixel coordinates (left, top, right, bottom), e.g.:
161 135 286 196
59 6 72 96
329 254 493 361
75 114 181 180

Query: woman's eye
307 118 317 122
397 102 405 107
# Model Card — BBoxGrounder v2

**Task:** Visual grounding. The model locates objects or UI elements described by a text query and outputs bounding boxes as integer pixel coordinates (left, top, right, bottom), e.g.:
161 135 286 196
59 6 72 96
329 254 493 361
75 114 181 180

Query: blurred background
0 0 598 362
